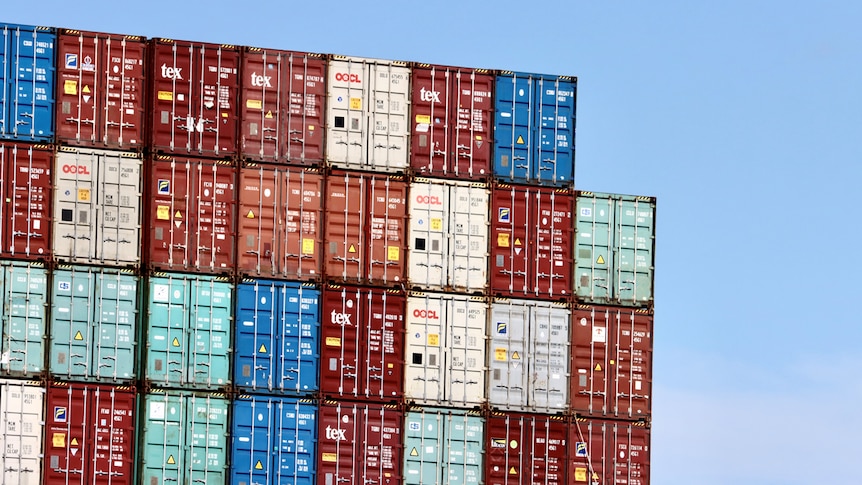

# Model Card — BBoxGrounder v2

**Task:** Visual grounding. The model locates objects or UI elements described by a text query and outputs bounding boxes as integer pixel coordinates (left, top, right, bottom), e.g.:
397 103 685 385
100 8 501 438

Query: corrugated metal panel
50 264 138 383
489 299 570 413
485 412 568 485
235 280 320 395
0 142 52 260
53 147 142 267
569 418 650 485
145 273 232 390
404 407 484 485
408 179 489 293
232 395 317 485
575 192 656 308
0 24 56 142
410 65 493 180
326 56 410 172
405 292 486 408
237 165 323 280
44 382 136 485
139 390 229 485
240 48 326 164
0 379 44 485
56 29 147 149
0 261 47 378
494 72 576 186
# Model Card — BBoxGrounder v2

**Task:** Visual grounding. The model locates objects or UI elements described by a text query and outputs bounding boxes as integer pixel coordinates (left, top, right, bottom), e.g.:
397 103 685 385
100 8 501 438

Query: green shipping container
404 407 484 485
0 261 47 377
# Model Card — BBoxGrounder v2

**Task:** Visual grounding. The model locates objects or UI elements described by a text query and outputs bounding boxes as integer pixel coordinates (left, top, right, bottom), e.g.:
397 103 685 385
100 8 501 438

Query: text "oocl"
62 164 91 175
413 309 439 319
335 73 361 83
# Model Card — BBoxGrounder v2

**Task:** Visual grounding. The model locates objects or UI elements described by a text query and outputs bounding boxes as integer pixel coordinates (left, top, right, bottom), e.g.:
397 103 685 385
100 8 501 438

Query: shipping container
490 184 573 300
232 395 317 485
0 379 44 485
494 72 576 186
148 38 239 157
44 382 136 485
0 23 55 142
139 390 229 485
240 48 326 165
235 280 320 395
574 192 656 308
485 412 568 485
53 147 142 267
56 29 147 150
410 64 493 180
320 285 404 401
489 298 570 413
404 407 484 485
0 142 52 260
50 264 138 384
145 273 232 390
571 305 652 421
405 292 487 408
0 261 47 378
237 164 323 280
147 155 236 274
326 55 410 172
408 178 489 293
324 170 407 285
569 418 650 485
317 401 402 485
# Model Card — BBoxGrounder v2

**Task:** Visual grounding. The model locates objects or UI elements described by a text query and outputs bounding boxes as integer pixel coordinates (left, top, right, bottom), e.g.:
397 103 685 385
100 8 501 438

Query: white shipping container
409 179 489 292
488 298 570 413
326 56 410 172
0 379 44 485
53 147 142 267
405 292 486 408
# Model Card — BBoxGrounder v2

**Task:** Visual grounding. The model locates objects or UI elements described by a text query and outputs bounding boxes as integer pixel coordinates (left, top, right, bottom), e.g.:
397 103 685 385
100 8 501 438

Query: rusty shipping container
147 155 236 274
324 170 407 286
237 164 323 280
320 284 405 401
148 38 239 157
569 418 650 485
490 184 573 300
410 64 493 180
317 401 403 485
0 142 52 261
485 412 568 485
56 29 147 150
240 47 326 164
571 305 653 421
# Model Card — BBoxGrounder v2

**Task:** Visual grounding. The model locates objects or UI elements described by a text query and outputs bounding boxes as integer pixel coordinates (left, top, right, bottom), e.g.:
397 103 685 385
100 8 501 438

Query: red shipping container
320 285 404 401
569 418 650 485
0 142 52 260
237 164 323 280
490 184 573 299
149 39 239 157
485 412 568 485
317 401 402 485
147 156 236 274
240 47 326 164
324 170 407 286
411 64 493 180
44 382 136 485
571 305 653 421
56 29 147 150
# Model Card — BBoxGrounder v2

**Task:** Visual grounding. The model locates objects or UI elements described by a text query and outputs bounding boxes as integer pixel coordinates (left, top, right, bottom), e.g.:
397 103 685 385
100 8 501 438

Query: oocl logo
415 195 442 205
62 164 91 175
413 309 439 319
335 72 361 83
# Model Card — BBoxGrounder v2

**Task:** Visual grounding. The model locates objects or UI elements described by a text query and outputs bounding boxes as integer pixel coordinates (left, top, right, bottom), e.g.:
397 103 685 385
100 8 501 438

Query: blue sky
6 1 862 483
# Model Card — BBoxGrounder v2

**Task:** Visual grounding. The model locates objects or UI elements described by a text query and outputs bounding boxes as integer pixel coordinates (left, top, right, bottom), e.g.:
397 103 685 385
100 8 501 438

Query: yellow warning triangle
512 351 520 360
172 337 181 347
410 447 419 457
83 85 91 94
259 344 267 354
515 135 525 145
167 455 176 465
595 364 602 371
265 111 273 119
246 210 255 219
74 331 84 341
509 467 518 475
71 438 79 446
175 211 182 219
255 460 264 470
592 473 599 480
348 244 356 253
514 238 521 246
596 255 605 265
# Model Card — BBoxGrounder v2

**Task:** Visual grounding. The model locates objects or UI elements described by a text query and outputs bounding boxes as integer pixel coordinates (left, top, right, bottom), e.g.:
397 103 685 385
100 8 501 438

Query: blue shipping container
494 72 576 186
0 261 47 377
0 24 55 142
235 280 320 395
232 395 317 485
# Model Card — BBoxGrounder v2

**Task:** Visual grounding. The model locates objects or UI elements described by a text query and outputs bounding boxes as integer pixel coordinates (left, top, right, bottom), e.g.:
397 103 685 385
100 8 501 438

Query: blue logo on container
498 208 510 223
157 179 170 194
408 421 420 431
497 322 507 334
575 442 588 457
54 406 67 423
65 53 78 69
58 281 71 291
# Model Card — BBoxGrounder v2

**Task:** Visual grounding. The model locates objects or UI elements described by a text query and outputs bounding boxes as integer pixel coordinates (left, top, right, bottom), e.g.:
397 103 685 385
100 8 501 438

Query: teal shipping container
145 273 232 390
50 264 138 383
404 407 484 485
0 261 47 377
575 192 656 308
139 390 230 485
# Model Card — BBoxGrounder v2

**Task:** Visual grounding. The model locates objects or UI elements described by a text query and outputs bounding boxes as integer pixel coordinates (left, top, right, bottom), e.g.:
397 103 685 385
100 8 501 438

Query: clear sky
6 1 862 483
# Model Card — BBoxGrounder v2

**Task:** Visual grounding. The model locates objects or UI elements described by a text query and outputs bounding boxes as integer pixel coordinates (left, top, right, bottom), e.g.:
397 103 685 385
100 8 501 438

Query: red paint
485 412 568 485
0 142 52 260
569 418 650 485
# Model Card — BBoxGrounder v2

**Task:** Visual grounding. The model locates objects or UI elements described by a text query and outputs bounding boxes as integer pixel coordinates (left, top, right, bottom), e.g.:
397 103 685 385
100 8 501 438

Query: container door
488 301 529 410
410 67 451 176
614 197 655 307
0 380 44 485
278 284 320 394
320 286 362 398
140 393 185 484
231 397 275 485
365 176 407 284
450 183 489 292
569 419 650 485
534 189 572 298
237 166 281 276
50 267 96 379
447 296 487 407
56 32 101 145
93 271 137 380
186 394 229 484
96 150 141 265
405 294 446 403
90 385 136 483
571 306 611 417
530 303 570 412
53 149 97 262
280 168 323 280
575 194 614 304
147 275 190 386
235 281 278 391
274 398 317 484
486 414 568 485
189 278 231 389
367 61 409 172
0 143 52 260
283 53 326 165
490 186 530 297
494 74 533 182
3 25 55 141
1 263 47 377
449 412 484 485
326 58 366 168
408 180 448 289
452 70 493 179
614 308 653 418
240 49 284 162
535 77 575 185
365 289 405 400
403 409 443 485
323 172 365 281
101 35 146 148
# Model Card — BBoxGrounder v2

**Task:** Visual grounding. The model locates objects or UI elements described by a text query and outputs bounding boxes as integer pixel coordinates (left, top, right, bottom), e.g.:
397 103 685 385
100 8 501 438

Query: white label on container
153 284 169 302
592 327 606 343
150 402 166 420
33 219 41 230
635 380 642 391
